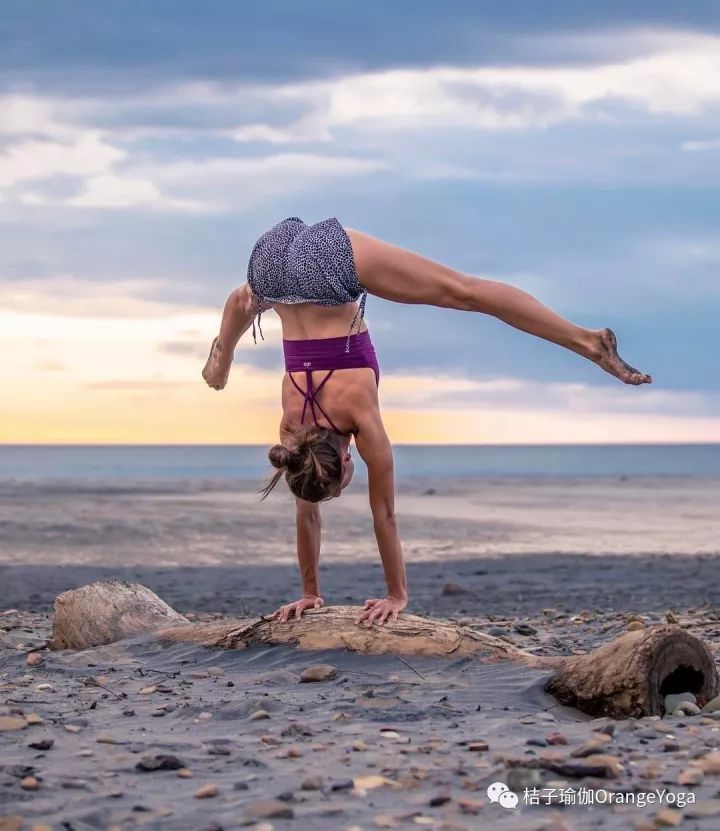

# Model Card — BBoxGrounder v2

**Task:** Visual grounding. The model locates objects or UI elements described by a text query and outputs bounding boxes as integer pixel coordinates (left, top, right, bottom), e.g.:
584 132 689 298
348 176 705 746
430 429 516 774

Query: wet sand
2 476 720 829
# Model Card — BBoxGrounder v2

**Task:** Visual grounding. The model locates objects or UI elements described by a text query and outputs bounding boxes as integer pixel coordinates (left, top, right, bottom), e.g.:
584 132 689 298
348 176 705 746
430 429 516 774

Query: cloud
132 153 389 213
65 174 212 212
379 373 720 418
0 133 124 188
0 27 716 220
214 30 720 144
682 139 720 151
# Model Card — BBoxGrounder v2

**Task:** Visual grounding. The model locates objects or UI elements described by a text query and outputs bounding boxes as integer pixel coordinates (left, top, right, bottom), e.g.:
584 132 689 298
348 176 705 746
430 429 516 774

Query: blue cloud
2 1 719 92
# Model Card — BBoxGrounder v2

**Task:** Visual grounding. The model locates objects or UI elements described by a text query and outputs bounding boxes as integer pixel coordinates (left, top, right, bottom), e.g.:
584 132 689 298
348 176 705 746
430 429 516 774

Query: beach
2 469 720 830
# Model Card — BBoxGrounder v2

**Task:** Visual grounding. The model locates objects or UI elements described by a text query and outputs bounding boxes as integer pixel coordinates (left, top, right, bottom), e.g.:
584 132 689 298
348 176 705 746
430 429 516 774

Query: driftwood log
546 624 718 718
50 580 718 718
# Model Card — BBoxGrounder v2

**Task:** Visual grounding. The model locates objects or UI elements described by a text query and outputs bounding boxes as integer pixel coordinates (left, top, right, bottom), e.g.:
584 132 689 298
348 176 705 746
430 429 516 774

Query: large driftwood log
50 579 540 663
546 624 718 718
51 580 189 650
49 580 719 718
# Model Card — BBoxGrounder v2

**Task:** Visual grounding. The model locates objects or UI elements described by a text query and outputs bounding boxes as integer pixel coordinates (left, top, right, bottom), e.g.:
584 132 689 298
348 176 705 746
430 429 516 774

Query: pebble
34 683 53 692
677 766 703 785
684 799 720 818
300 665 337 683
194 783 219 799
514 623 537 636
0 818 23 831
250 709 271 721
570 736 612 757
177 768 193 778
507 767 541 791
653 809 683 828
675 702 701 716
136 754 185 772
457 798 484 815
28 738 53 751
352 739 367 751
541 754 622 778
26 652 43 667
207 744 231 756
664 692 696 713
21 776 39 790
702 694 720 713
627 621 644 631
25 713 43 726
697 752 720 774
546 732 568 746
245 799 294 819
0 716 28 731
467 741 489 752
281 722 313 737
429 794 452 807
64 724 83 733
301 775 324 790
442 583 469 596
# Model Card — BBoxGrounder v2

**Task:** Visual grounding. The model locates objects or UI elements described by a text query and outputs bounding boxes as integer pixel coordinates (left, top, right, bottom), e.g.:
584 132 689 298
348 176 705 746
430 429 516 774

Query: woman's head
260 425 354 502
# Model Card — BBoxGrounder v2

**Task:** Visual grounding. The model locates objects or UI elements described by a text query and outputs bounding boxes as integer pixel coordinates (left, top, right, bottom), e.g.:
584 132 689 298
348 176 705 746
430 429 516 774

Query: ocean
1 443 719 482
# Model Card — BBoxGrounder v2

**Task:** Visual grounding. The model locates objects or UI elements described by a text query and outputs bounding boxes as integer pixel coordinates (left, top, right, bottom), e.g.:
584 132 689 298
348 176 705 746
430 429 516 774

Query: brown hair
260 425 344 502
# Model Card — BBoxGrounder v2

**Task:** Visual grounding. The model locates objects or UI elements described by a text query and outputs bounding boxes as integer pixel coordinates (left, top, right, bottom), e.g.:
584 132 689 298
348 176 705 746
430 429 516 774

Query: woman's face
339 448 355 492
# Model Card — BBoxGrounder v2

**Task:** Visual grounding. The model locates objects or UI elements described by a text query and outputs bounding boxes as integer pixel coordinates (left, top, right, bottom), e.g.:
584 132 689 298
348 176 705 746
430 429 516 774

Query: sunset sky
1 1 719 444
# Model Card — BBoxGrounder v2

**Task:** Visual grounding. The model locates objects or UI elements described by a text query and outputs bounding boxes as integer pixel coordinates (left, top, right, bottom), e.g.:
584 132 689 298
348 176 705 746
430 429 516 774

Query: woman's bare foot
201 337 232 390
591 328 652 386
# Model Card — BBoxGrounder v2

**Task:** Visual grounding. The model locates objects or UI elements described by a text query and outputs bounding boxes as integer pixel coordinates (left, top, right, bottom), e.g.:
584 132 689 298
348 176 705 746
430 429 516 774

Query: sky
1 1 719 444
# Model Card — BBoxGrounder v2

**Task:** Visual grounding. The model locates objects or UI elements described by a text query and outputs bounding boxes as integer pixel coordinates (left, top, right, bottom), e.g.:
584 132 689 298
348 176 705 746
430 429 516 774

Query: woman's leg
346 228 651 385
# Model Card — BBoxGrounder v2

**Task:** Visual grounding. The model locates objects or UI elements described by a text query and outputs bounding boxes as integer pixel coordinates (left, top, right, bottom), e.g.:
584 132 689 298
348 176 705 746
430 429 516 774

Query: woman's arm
272 498 325 622
354 406 408 626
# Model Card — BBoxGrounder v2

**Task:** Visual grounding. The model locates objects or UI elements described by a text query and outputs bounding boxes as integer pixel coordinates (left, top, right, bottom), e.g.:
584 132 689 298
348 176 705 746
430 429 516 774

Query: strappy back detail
288 368 344 435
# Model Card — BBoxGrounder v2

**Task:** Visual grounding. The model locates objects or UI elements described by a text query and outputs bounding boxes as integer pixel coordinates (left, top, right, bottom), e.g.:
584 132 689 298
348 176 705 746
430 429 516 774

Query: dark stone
281 723 314 738
135 754 185 772
28 739 54 751
429 795 451 807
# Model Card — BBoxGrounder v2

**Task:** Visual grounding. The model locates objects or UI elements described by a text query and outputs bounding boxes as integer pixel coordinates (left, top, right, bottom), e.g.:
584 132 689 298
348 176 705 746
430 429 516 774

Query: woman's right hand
271 595 324 623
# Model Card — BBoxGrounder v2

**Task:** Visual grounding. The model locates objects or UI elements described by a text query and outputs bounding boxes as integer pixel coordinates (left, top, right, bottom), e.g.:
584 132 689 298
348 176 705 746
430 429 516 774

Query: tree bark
49 580 719 719
545 625 719 718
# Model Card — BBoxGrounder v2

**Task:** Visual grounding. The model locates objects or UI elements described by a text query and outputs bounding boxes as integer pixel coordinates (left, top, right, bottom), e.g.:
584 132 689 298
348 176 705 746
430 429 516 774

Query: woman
202 216 651 627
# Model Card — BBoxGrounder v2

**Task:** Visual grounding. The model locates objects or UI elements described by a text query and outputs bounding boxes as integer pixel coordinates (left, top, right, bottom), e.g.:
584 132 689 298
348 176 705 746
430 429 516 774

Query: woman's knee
445 274 487 312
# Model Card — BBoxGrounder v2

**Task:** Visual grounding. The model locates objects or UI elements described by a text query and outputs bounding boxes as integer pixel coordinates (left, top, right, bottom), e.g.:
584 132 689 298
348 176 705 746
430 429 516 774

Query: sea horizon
3 442 719 481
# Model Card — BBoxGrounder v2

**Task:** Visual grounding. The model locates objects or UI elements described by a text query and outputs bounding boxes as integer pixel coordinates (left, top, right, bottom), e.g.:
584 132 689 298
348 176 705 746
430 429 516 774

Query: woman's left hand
355 596 407 627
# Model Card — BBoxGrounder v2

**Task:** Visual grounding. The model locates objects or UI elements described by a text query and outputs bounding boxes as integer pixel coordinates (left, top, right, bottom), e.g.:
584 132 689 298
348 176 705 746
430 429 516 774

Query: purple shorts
283 330 380 386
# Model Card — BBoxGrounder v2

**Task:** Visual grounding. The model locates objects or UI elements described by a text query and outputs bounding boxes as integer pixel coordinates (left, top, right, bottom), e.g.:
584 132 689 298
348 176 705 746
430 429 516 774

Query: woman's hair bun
268 443 303 473
268 444 290 469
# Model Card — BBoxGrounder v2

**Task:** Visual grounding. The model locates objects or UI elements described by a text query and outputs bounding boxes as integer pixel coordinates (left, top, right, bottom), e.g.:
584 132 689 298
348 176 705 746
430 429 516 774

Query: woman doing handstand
202 216 651 626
